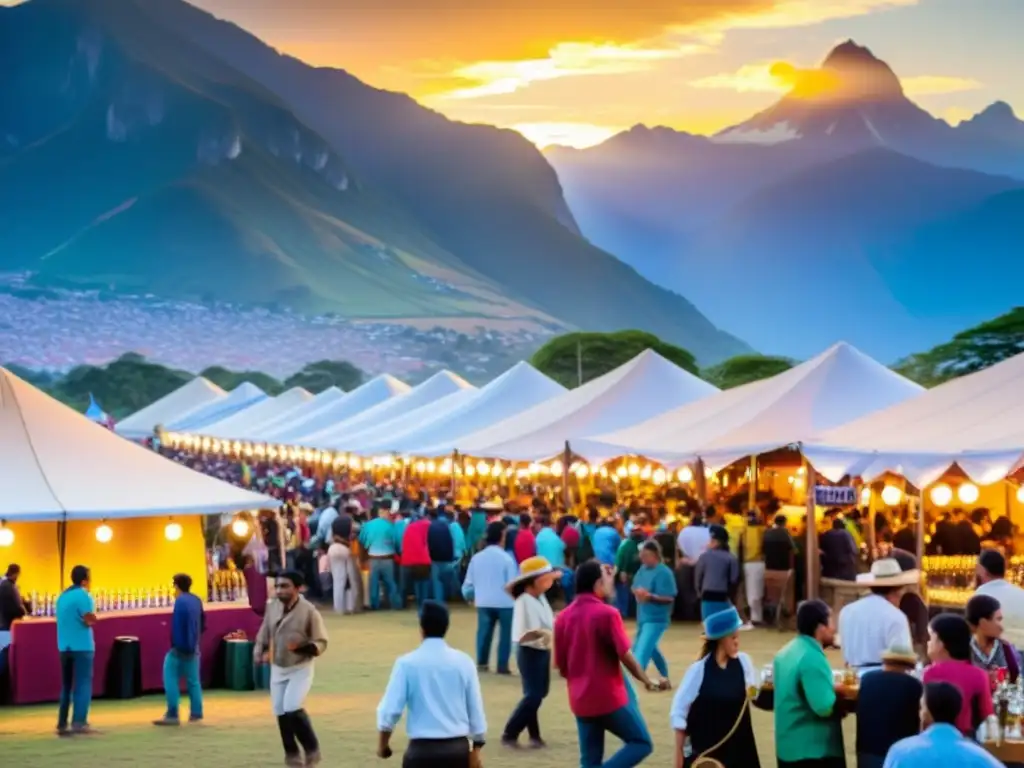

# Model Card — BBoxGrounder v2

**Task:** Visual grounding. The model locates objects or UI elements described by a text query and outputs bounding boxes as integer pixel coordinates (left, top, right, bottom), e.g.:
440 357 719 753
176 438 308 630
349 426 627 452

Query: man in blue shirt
377 600 487 767
883 681 1002 768
462 522 518 674
535 516 574 603
592 519 622 567
154 573 206 726
359 507 401 610
630 541 678 685
427 506 457 603
55 564 97 735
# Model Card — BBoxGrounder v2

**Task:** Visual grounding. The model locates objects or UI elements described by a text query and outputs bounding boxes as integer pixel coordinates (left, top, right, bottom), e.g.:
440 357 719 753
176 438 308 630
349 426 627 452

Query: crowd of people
6 449 1023 768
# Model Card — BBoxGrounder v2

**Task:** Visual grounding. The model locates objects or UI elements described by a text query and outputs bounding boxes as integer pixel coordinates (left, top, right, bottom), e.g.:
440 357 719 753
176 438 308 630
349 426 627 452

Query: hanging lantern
929 484 953 507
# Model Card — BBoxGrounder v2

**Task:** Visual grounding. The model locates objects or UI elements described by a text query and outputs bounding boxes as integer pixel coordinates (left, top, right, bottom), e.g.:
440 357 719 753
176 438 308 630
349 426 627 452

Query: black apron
684 656 760 768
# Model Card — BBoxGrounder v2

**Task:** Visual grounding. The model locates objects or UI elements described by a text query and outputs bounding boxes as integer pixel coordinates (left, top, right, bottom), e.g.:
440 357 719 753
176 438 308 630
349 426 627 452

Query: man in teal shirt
55 564 97 735
773 599 846 767
359 508 401 610
630 541 677 683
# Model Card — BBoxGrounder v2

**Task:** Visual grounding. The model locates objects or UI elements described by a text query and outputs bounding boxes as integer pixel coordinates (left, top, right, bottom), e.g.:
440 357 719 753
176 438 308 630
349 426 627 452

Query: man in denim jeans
55 564 97 736
462 522 518 674
154 573 205 725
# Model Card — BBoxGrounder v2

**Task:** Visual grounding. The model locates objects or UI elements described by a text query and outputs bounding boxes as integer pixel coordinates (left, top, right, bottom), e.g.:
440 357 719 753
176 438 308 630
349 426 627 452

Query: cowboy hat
855 558 920 587
506 556 560 590
480 500 504 511
881 644 919 666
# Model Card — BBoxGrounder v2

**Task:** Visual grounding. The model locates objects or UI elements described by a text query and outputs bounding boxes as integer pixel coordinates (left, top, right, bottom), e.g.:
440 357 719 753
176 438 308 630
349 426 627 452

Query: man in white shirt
377 601 486 768
838 559 915 670
975 550 1024 650
677 515 711 565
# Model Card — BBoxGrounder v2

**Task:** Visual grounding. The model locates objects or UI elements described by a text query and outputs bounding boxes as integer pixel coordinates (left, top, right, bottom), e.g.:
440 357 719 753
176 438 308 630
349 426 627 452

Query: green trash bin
253 661 271 690
223 638 255 691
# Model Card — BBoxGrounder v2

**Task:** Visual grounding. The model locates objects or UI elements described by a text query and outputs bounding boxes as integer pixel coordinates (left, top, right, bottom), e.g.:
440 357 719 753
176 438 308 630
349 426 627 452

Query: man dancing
254 570 329 766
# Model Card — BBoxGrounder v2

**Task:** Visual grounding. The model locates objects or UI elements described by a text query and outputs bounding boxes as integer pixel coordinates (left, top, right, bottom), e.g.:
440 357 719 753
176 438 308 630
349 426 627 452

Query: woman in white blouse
669 606 760 767
501 556 559 749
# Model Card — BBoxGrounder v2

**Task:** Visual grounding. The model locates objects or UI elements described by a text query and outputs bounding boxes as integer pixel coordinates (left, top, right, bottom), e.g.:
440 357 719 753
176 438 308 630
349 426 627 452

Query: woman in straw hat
669 606 759 768
855 643 923 768
501 556 559 749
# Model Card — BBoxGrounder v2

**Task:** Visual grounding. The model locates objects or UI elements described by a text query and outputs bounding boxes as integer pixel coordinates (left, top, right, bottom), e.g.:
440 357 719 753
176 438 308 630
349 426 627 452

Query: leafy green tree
284 360 364 393
531 330 698 388
49 353 192 417
200 366 284 395
894 307 1024 387
702 354 794 390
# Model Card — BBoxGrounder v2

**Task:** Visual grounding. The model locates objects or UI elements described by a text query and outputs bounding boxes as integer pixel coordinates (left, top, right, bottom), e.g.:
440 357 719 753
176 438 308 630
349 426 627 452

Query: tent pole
916 487 925 566
562 441 572 511
804 456 818 600
748 455 758 513
695 459 707 506
58 517 68 590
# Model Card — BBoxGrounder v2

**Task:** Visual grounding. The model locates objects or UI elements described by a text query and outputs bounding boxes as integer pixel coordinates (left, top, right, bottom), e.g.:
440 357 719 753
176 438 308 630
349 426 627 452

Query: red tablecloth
8 603 262 705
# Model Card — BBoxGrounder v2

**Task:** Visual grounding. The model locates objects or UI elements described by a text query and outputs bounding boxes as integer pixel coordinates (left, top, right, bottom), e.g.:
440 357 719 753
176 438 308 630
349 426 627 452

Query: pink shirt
554 593 632 717
514 527 537 564
923 659 994 735
401 520 432 567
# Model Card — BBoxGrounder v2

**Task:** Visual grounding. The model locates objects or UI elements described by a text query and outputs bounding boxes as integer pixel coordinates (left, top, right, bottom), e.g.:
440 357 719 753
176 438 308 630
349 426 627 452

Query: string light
677 467 694 484
95 523 113 543
0 524 14 547
929 484 953 507
550 460 563 476
860 487 871 505
957 483 979 504
652 468 667 485
231 518 250 537
881 485 903 506
165 522 183 541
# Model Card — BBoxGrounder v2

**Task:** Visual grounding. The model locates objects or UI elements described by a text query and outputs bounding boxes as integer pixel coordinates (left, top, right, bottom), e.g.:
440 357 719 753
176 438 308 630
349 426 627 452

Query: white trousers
329 547 356 614
744 562 766 623
270 663 314 716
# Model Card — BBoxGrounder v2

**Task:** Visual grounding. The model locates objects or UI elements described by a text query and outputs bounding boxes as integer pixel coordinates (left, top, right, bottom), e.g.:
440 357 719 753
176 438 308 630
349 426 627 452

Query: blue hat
703 606 743 641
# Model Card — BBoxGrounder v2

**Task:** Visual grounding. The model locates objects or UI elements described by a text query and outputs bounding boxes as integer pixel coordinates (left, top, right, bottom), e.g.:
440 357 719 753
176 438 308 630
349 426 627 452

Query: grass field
1 606 857 767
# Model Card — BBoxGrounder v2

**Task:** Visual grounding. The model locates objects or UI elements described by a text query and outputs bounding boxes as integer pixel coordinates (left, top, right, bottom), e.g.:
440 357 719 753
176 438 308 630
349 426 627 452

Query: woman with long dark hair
670 606 759 768
501 556 558 749
923 612 994 736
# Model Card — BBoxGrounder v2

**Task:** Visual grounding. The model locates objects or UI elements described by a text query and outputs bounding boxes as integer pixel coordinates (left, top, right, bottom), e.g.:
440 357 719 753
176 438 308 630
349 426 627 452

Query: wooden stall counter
7 602 262 705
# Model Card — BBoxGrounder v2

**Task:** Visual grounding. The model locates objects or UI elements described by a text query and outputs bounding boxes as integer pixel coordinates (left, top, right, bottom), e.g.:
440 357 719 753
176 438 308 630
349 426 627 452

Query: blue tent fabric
85 393 108 423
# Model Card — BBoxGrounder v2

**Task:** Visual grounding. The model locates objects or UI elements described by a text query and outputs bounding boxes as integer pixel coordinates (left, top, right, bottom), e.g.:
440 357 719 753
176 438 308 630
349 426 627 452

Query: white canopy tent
199 387 314 441
348 362 566 457
453 349 719 462
0 367 277 521
115 377 225 439
166 382 267 432
251 386 344 438
803 350 1024 487
261 374 410 444
305 371 475 451
573 342 925 468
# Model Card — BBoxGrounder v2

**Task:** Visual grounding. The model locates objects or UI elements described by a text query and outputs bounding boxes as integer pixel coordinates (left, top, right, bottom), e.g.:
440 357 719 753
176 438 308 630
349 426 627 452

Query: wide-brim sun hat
481 499 504 511
506 556 559 589
702 606 747 641
855 558 920 587
881 644 919 666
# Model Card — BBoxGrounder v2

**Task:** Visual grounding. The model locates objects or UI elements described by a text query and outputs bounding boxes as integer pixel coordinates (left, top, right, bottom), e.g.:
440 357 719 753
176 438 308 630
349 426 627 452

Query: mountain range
548 41 1024 361
0 0 748 365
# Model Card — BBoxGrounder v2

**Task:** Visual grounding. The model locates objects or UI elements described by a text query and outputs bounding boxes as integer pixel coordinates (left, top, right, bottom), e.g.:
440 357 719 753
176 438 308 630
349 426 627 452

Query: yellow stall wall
0 517 207 600
0 522 63 596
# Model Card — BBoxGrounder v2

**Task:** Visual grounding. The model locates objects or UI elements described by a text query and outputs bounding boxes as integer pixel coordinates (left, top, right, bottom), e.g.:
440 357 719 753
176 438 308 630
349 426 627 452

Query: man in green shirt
613 528 646 619
773 599 847 767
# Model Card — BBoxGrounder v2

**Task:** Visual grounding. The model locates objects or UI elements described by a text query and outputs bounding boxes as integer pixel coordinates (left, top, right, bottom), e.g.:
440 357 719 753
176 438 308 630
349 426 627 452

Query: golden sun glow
511 122 624 150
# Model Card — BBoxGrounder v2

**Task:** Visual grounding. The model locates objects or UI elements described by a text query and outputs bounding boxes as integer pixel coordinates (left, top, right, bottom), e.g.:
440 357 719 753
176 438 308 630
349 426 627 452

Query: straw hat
481 498 504 511
855 558 920 587
506 556 560 589
881 644 919 666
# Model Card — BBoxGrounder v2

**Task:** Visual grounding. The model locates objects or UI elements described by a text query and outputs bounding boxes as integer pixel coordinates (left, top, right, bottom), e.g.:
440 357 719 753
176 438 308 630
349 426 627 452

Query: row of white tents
118 341 1024 487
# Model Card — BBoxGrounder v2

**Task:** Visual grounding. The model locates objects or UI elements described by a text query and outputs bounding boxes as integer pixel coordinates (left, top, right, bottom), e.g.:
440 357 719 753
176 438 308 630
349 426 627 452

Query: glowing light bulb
616 466 628 478
929 484 953 507
231 518 250 538
1017 486 1024 504
677 467 694 484
165 522 183 541
957 483 979 504
476 461 490 476
860 487 870 505
652 468 667 485
550 461 563 476
628 462 640 477
0 527 14 547
881 485 902 506
95 524 113 543
639 464 652 481
575 464 589 479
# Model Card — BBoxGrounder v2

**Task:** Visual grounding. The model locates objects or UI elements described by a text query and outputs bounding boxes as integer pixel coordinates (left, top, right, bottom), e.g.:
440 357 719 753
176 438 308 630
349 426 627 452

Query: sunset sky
16 0 1024 148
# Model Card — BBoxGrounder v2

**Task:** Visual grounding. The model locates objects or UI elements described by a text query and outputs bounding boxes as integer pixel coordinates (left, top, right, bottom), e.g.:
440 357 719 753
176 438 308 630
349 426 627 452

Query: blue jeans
576 702 653 767
503 646 550 740
476 607 513 672
701 599 732 620
369 558 401 609
615 580 633 619
431 562 459 603
57 650 94 729
163 650 203 720
559 567 576 604
632 621 669 678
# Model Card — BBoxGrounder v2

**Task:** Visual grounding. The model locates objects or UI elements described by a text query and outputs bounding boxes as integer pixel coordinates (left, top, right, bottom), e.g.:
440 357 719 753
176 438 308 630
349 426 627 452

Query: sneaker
56 726 72 737
496 669 513 676
500 737 520 749
71 724 100 735
152 717 181 727
528 738 548 749
477 665 489 673
284 756 304 767
305 751 322 765
188 715 204 723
